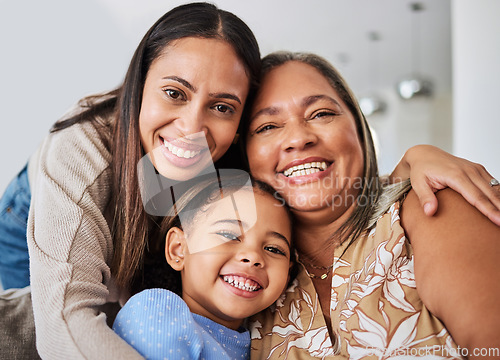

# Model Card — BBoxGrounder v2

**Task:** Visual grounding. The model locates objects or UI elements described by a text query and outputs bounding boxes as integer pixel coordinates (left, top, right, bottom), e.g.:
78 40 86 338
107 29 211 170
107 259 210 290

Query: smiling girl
113 172 293 359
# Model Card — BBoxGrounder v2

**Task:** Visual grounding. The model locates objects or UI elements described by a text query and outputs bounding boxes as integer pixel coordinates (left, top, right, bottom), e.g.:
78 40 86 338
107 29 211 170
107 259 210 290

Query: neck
182 291 243 331
292 202 356 265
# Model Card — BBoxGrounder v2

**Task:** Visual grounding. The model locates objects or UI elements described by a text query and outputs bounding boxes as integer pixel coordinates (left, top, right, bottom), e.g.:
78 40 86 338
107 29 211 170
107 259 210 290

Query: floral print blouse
249 202 464 359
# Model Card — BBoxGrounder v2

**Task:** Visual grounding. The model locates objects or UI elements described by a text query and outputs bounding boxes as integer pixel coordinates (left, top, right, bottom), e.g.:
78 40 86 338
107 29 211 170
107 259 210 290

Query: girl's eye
216 231 240 241
255 124 278 134
213 104 234 114
164 88 184 100
264 245 286 256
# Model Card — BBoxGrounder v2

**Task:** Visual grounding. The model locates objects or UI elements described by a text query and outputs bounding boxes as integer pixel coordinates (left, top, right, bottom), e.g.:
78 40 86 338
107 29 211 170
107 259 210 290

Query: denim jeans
0 165 31 290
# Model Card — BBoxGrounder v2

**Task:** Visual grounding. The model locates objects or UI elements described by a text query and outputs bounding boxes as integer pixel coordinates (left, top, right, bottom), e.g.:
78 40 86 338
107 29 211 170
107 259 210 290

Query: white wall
0 0 455 194
452 0 500 178
5 1 497 195
0 0 138 193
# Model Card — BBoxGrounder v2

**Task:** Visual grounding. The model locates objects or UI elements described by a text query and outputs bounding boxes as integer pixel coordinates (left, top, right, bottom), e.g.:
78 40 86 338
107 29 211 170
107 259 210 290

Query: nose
237 246 264 268
280 119 318 152
176 104 208 138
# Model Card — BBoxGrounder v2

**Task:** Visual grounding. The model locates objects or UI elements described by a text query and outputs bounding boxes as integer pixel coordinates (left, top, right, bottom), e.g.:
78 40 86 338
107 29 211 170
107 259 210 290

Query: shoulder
113 289 203 359
400 187 500 265
401 188 499 244
115 289 194 329
45 120 112 170
119 288 189 315
30 119 113 203
399 188 500 349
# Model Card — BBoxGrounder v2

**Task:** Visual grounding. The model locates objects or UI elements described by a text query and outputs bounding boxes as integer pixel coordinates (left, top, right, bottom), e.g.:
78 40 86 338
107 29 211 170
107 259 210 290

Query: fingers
473 163 500 208
410 176 439 216
444 163 500 227
466 189 500 227
460 163 500 226
401 145 500 226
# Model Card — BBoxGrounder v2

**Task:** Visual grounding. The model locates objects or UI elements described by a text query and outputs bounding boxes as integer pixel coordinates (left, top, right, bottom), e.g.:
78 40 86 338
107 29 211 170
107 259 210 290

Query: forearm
388 144 454 183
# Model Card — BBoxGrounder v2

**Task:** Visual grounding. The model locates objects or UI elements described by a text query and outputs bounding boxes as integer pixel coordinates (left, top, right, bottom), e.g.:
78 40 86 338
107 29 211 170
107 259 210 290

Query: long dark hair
51 3 261 289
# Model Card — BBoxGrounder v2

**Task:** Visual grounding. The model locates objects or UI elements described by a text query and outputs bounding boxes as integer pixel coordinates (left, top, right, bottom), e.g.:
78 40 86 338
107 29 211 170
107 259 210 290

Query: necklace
296 253 334 280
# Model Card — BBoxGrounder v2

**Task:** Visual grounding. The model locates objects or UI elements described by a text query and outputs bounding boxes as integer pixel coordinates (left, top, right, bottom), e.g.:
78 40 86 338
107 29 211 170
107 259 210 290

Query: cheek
138 98 164 147
137 110 151 152
271 262 292 290
211 122 240 158
246 139 272 177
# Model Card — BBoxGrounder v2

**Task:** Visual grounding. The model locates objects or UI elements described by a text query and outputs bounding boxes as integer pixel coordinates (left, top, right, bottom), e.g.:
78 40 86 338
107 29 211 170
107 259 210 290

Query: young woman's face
172 189 292 330
139 37 249 181
246 61 364 219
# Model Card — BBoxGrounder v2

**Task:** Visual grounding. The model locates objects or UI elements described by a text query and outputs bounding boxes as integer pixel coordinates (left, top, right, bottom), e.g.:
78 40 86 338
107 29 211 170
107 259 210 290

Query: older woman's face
246 61 364 217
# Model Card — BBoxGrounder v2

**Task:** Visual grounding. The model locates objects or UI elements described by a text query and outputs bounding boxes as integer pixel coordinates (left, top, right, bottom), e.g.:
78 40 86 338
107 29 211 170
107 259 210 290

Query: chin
280 188 324 208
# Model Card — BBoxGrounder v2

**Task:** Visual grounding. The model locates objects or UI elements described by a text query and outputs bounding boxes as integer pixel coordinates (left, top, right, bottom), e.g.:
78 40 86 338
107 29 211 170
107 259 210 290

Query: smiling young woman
139 37 249 181
0 3 261 359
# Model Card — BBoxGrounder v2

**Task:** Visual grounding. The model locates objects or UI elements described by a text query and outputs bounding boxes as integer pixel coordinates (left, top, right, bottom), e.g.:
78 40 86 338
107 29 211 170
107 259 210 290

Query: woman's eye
255 124 277 134
265 245 286 256
216 231 240 241
164 89 184 100
214 104 234 114
312 111 336 119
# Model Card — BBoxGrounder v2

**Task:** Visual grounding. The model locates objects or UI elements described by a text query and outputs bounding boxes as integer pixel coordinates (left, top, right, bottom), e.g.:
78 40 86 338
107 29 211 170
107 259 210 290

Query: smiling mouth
283 161 328 178
222 275 262 292
163 138 203 159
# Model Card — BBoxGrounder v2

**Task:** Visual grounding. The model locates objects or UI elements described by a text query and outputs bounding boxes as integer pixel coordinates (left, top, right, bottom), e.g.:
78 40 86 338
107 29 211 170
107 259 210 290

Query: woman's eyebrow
163 76 195 91
251 106 280 121
209 92 242 104
303 94 341 108
161 76 241 104
251 95 342 121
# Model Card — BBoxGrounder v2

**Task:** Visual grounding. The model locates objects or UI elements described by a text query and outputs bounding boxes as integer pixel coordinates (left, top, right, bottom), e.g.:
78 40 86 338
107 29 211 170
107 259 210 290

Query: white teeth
223 275 260 292
163 139 201 159
283 161 328 178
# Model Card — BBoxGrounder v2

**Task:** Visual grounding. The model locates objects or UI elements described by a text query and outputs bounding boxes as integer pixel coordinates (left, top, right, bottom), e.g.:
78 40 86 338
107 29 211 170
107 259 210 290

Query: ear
165 227 186 271
232 133 240 145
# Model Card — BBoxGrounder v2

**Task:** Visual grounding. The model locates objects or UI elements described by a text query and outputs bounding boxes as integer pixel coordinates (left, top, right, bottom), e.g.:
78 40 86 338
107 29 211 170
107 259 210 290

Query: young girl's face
166 188 292 330
139 37 249 181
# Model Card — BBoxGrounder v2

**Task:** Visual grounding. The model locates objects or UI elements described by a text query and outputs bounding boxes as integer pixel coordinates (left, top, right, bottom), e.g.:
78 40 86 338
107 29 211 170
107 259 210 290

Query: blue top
113 288 250 360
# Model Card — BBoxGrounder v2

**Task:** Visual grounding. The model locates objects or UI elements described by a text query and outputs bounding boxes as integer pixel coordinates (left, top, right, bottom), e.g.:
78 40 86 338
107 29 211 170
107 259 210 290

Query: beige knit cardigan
27 118 143 359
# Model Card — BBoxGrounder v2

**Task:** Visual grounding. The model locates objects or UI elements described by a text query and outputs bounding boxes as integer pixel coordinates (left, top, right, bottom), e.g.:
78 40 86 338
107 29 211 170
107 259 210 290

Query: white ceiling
225 0 452 97
0 0 452 110
98 0 452 97
0 0 452 193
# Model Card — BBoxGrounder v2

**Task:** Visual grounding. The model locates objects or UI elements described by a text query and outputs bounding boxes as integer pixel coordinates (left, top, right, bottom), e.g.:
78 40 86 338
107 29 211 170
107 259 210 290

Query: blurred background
0 0 498 194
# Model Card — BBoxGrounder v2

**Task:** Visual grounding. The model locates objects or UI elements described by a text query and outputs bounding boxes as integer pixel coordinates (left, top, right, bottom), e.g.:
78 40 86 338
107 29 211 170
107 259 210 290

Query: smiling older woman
246 52 500 359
